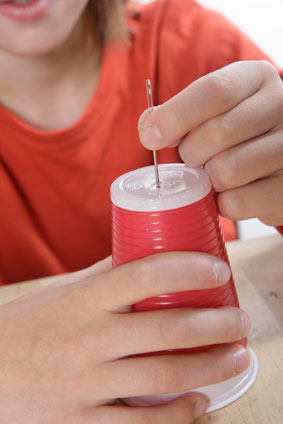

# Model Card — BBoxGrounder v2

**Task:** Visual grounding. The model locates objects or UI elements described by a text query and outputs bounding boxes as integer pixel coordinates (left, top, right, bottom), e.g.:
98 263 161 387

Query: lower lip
0 0 54 22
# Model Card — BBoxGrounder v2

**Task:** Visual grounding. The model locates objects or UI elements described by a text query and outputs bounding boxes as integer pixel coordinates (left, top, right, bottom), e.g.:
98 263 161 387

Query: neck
0 19 101 130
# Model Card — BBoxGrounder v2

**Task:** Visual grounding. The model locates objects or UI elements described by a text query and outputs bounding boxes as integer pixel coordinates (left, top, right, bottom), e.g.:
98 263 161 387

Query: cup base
123 347 258 412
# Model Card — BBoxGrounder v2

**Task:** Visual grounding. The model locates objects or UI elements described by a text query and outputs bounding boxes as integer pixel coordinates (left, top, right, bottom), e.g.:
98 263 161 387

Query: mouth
0 0 53 21
0 0 36 3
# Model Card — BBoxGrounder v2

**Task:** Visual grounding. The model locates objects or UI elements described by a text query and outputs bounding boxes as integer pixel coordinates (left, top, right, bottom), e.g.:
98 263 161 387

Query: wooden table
0 235 282 423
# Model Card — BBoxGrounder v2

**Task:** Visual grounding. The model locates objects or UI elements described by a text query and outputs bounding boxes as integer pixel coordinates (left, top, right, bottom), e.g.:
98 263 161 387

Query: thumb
138 106 168 151
146 393 208 422
92 393 208 423
53 256 113 287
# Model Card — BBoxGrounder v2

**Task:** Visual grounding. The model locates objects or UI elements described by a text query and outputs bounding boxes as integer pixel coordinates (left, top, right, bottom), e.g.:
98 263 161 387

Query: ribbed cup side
111 190 246 352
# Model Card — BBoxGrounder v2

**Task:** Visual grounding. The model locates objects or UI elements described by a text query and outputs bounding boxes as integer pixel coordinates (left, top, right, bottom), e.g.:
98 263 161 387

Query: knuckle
161 311 190 347
225 153 241 186
206 152 239 192
151 359 184 393
206 74 234 108
204 112 233 152
134 256 157 291
259 60 278 78
220 109 235 135
223 309 243 342
203 118 225 151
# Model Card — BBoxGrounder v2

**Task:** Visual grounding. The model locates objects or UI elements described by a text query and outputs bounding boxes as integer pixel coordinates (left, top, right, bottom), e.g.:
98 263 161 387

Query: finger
82 256 113 276
107 306 250 359
179 84 283 167
139 61 267 150
91 393 208 424
96 344 250 398
217 169 283 225
204 127 283 192
53 256 113 287
91 252 231 312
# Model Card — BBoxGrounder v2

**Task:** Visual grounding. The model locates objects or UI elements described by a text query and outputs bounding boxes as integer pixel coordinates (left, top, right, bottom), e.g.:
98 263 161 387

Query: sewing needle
146 79 160 189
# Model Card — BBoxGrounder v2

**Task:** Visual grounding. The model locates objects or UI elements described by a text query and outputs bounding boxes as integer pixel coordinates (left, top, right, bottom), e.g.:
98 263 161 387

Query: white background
140 0 281 239
197 0 283 68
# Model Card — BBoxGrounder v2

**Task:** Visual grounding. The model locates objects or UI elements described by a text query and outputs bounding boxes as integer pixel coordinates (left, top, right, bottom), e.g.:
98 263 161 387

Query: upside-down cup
111 164 258 412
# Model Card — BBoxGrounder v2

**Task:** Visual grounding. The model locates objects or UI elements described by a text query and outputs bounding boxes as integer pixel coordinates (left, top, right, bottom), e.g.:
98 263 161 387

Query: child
0 0 282 422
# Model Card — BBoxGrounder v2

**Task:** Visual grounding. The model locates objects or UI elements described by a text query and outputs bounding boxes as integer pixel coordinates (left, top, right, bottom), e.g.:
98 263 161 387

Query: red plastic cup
111 164 258 411
111 164 246 354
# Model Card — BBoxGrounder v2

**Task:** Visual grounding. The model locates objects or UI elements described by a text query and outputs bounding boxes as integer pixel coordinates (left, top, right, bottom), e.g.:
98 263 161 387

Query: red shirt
0 0 281 284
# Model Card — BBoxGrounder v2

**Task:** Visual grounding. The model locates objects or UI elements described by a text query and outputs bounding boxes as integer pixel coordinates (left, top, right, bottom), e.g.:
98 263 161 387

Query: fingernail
193 397 208 419
137 109 150 132
234 347 250 374
214 261 231 284
140 125 162 149
241 311 251 336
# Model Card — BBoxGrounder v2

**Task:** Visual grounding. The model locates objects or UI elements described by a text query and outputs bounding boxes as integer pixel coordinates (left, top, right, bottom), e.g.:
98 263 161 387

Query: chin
0 29 76 57
0 0 89 58
0 36 64 58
